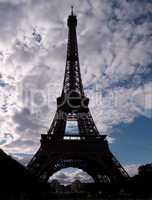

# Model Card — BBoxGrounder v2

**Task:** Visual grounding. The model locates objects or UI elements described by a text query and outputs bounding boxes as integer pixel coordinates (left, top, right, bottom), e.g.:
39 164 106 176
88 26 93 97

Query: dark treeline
125 163 152 198
0 149 50 200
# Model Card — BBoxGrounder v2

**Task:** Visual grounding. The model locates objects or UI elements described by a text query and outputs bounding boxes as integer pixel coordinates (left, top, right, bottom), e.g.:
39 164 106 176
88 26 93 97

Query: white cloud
124 164 140 177
49 167 94 185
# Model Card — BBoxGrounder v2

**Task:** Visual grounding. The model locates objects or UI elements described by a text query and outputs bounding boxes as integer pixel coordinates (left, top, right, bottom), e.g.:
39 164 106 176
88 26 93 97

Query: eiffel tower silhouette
28 9 129 184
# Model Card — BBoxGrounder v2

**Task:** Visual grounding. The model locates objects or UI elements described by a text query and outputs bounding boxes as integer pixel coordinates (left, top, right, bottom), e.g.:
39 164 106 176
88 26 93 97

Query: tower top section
68 6 77 27
61 7 84 98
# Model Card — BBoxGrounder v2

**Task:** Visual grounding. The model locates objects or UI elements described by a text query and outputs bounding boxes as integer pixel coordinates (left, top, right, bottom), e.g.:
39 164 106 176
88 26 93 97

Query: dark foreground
0 149 152 200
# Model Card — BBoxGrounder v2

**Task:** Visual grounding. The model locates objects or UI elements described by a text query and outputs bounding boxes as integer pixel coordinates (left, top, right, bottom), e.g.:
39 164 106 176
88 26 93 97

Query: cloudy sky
0 0 152 184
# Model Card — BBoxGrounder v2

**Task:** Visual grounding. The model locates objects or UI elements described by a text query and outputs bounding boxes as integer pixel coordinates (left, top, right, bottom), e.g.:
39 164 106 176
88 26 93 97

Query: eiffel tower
28 9 129 184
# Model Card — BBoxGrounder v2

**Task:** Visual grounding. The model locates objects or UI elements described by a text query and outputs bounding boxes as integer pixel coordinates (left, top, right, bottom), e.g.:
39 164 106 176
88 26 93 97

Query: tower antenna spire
71 5 74 15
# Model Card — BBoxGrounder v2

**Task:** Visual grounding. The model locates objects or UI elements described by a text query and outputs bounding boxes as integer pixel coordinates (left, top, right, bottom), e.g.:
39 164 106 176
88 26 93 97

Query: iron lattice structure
28 10 129 184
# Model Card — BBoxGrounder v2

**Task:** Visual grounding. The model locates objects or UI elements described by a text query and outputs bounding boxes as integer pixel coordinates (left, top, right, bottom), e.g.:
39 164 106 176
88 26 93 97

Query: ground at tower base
0 149 152 200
